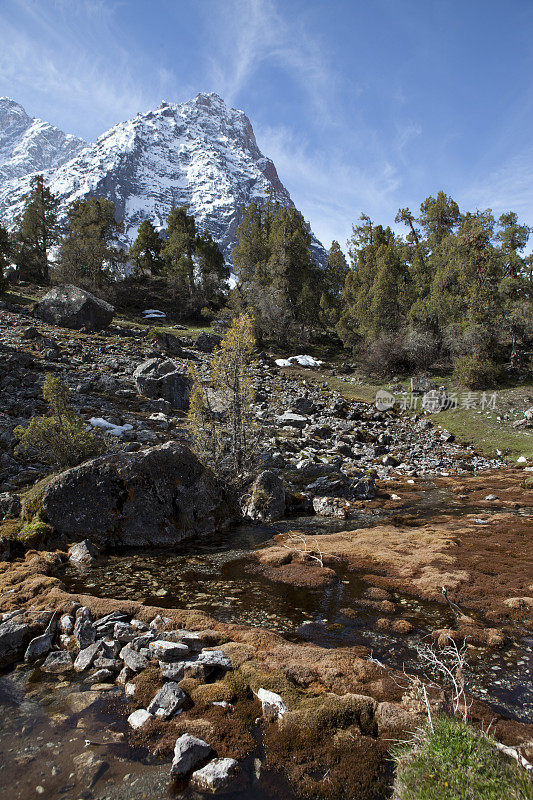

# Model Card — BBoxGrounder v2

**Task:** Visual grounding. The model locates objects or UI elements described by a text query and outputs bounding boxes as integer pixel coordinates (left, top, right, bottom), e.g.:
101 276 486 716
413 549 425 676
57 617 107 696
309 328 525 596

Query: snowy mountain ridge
0 93 325 264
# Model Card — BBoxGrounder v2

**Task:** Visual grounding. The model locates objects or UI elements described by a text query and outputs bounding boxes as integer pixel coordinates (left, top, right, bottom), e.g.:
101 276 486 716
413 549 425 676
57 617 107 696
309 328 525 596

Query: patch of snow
275 354 323 368
88 417 133 437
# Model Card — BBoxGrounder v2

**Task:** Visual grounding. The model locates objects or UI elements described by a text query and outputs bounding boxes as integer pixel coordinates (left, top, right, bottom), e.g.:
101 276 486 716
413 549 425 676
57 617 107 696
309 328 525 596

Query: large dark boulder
0 617 44 668
133 358 192 409
242 470 286 522
195 332 222 353
34 285 114 331
39 442 236 547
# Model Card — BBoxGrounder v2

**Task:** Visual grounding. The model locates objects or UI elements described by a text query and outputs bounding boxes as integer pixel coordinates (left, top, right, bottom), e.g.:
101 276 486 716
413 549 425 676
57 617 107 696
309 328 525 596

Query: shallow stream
60 516 533 724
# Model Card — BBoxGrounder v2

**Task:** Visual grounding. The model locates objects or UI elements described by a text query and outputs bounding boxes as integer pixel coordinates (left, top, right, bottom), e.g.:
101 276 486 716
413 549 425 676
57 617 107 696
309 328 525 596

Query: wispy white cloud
0 0 182 138
255 123 401 250
203 0 336 121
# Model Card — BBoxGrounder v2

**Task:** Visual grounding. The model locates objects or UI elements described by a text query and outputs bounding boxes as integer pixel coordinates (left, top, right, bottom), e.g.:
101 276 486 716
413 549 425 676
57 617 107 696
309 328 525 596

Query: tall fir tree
57 196 124 289
129 220 163 275
15 175 60 283
161 205 197 294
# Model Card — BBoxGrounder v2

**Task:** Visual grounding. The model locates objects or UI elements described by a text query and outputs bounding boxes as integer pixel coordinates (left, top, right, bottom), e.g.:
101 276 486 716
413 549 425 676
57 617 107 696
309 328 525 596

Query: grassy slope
393 716 533 800
280 366 533 462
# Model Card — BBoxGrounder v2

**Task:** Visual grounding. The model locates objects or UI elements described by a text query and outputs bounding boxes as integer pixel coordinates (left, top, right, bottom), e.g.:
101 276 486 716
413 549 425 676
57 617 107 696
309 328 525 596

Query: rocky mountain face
0 97 86 182
0 93 325 264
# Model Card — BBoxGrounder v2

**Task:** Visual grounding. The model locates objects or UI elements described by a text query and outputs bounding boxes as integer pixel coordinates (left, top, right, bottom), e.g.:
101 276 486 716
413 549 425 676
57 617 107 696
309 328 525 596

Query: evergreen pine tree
15 174 60 283
57 196 124 289
161 205 197 294
129 220 163 275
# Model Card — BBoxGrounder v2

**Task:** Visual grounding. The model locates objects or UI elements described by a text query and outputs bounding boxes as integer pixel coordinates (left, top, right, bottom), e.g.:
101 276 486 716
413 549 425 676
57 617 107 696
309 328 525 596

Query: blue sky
1 0 532 252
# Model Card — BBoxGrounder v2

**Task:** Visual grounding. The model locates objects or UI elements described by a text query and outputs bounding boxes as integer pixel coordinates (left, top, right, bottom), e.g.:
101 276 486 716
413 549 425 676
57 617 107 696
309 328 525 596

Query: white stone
190 758 240 793
171 734 212 777
148 640 189 662
127 708 152 729
257 688 287 719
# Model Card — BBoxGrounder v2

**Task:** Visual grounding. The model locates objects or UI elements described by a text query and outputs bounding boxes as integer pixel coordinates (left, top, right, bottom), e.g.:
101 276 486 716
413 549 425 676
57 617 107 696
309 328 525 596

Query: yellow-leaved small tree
187 312 260 480
15 374 108 470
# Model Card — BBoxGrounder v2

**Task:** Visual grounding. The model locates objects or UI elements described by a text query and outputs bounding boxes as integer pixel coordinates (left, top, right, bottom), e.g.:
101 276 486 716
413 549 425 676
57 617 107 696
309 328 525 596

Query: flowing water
60 516 533 724
2 485 532 799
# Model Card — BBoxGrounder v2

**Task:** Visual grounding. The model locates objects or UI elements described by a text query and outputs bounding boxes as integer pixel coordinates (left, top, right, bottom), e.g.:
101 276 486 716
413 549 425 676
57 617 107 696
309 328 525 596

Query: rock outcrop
242 470 286 522
34 285 114 331
38 441 236 547
133 358 192 409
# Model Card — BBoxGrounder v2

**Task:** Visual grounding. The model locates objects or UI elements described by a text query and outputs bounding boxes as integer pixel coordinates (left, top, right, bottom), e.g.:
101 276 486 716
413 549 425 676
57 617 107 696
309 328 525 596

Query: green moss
20 474 55 521
18 518 54 546
393 716 533 800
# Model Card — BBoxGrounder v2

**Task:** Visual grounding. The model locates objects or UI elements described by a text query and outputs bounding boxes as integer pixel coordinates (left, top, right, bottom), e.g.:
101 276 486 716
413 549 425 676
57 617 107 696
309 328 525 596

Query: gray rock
127 708 152 729
73 751 108 788
34 285 114 331
147 681 187 718
257 688 287 720
59 614 74 634
195 332 222 353
276 412 308 429
160 660 209 681
191 758 240 793
41 650 73 673
194 650 232 670
24 631 53 661
0 618 42 668
68 539 98 565
74 612 95 650
91 668 114 682
410 376 435 395
243 470 285 522
171 734 212 777
120 645 149 673
148 640 189 662
74 641 102 672
350 475 375 499
133 358 192 409
40 441 236 548
0 491 21 520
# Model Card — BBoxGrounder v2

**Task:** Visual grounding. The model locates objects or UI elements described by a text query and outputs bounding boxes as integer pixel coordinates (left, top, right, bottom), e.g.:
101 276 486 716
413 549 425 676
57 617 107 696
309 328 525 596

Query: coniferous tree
320 240 348 324
0 223 11 292
15 175 60 283
57 196 124 289
232 200 320 340
129 220 163 275
161 205 197 294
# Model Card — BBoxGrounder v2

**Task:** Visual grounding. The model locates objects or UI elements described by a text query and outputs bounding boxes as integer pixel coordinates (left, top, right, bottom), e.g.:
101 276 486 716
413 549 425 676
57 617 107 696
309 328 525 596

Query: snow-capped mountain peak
0 94 325 263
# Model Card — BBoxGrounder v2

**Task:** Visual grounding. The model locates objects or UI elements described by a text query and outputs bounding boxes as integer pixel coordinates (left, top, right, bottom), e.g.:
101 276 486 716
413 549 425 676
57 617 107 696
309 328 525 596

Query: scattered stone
34 285 114 331
40 441 236 548
195 332 222 353
68 540 99 565
24 631 53 662
133 358 192 409
0 618 42 668
148 640 189 662
257 688 287 720
243 470 286 522
120 645 149 673
74 641 102 672
66 691 100 714
147 681 187 719
190 758 240 793
127 708 153 729
170 734 213 777
41 650 73 673
73 751 108 788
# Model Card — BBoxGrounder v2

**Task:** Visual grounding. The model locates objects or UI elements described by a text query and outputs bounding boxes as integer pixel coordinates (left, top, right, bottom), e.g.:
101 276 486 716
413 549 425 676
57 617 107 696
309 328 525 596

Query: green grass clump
18 518 53 547
15 373 108 470
452 354 504 390
393 716 533 800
